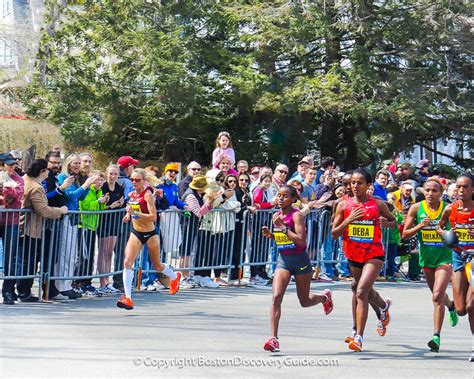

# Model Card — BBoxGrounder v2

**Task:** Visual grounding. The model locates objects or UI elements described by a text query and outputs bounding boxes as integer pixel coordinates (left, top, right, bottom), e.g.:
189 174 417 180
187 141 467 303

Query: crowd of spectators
0 135 464 304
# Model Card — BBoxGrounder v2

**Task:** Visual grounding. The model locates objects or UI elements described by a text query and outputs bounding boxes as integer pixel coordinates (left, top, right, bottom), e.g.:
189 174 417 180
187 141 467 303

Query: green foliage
21 0 473 168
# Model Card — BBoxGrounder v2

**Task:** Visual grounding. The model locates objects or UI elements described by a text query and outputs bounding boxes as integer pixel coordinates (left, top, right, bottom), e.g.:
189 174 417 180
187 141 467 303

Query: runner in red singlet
437 172 474 362
332 168 396 351
116 168 181 310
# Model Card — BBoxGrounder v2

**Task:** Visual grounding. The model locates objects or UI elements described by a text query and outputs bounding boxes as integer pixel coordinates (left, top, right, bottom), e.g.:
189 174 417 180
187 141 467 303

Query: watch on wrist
282 226 288 234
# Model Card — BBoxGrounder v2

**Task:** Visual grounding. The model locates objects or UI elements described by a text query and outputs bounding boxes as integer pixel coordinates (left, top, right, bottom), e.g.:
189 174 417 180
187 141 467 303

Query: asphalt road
0 281 472 378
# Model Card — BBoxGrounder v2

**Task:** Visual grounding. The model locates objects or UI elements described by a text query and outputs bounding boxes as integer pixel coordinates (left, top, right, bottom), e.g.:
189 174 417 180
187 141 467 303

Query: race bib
348 222 374 243
455 228 474 247
420 228 443 247
130 201 141 213
274 230 296 251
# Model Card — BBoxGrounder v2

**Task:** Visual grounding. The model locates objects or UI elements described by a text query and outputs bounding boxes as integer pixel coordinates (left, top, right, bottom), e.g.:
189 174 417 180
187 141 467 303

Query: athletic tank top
343 196 384 262
416 201 447 249
129 188 149 215
416 201 452 267
274 208 306 256
449 200 474 250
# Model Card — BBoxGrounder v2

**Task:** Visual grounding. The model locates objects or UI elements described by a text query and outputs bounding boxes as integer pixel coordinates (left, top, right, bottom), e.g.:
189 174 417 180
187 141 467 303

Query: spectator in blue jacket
373 169 389 201
55 154 98 298
158 163 186 210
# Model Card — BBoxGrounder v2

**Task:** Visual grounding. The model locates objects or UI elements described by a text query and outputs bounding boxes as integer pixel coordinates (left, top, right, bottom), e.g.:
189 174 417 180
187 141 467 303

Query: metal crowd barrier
1 206 395 299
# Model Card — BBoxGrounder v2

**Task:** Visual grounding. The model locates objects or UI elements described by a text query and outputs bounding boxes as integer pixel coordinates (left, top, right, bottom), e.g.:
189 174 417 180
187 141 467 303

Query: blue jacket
373 182 388 201
117 168 134 202
57 173 89 210
158 179 186 210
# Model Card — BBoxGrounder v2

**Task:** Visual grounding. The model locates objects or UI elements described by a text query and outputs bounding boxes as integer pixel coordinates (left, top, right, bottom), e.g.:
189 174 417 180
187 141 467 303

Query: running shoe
263 337 280 352
380 297 392 327
322 289 333 315
428 335 440 353
345 329 356 344
106 284 121 294
376 319 386 337
169 272 181 295
348 336 363 352
449 309 458 327
116 295 134 310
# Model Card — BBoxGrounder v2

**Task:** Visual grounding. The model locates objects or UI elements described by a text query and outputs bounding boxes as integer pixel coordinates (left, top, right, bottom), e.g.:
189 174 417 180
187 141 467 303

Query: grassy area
0 118 63 157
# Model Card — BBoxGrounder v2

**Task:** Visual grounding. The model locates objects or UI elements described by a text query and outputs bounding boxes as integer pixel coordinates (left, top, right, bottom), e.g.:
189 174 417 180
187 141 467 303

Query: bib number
455 228 474 248
348 223 374 243
420 229 443 247
274 230 296 251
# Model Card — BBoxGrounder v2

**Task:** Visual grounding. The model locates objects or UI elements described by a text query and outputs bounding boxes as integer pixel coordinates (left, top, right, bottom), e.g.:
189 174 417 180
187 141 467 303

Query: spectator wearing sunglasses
271 164 289 195
157 163 186 210
178 161 202 198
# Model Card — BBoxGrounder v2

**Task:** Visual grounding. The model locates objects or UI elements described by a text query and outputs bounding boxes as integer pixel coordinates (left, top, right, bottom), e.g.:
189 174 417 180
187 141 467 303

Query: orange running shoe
380 298 392 327
116 295 134 310
348 339 363 352
169 272 181 295
345 330 356 343
376 319 386 337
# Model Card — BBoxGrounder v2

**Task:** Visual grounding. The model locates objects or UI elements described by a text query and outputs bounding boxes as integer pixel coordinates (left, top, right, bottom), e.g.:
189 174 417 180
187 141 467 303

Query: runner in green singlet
403 178 457 352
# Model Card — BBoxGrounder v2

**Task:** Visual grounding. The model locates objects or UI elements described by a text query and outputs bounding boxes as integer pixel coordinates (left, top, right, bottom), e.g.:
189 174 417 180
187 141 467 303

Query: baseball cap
0 153 17 165
117 155 139 168
298 156 312 165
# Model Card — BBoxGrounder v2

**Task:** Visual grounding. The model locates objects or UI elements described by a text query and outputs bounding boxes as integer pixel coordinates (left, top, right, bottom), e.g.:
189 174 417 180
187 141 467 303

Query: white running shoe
201 276 219 288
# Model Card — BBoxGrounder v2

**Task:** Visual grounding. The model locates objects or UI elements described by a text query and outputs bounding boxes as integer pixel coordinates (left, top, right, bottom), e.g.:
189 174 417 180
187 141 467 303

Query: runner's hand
272 213 285 228
347 206 364 223
379 216 391 228
123 214 130 223
154 188 164 198
262 226 272 238
420 217 432 228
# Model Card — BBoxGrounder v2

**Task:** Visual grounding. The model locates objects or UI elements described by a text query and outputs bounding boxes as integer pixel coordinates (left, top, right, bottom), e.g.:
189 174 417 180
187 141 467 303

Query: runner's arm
331 201 348 239
285 211 307 247
401 203 423 239
436 204 452 234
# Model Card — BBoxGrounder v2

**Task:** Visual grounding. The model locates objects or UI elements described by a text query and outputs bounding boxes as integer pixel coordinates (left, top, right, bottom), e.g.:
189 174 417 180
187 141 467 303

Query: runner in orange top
437 172 474 362
116 168 181 310
332 168 396 352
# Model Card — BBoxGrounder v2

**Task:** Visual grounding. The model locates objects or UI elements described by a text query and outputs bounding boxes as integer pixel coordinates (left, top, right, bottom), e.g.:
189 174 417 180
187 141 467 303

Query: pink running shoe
322 289 333 315
263 337 280 352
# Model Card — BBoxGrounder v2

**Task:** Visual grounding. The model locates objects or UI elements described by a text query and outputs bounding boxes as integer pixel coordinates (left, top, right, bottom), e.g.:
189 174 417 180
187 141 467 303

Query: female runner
332 168 395 352
437 172 474 361
403 178 457 352
117 168 181 310
262 185 333 352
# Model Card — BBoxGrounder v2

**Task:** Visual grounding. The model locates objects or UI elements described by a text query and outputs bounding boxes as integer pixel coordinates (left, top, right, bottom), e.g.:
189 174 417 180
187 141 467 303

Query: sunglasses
277 169 288 174
227 180 237 184
130 178 142 182
190 167 201 171
239 178 250 182
216 178 225 182
251 172 259 175
169 170 179 174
